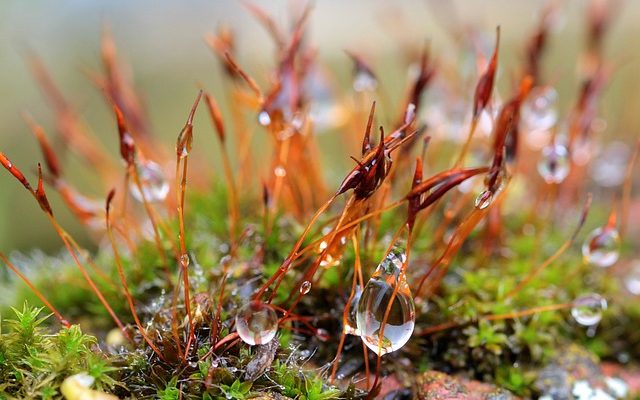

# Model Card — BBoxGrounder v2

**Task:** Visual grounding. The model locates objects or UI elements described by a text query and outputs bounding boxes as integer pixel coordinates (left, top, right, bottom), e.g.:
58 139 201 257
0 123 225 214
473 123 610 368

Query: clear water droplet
274 165 286 177
522 86 558 131
624 261 640 295
353 71 378 92
591 141 629 187
129 160 169 203
300 281 312 295
537 144 570 184
180 253 190 267
316 328 329 342
582 227 620 268
235 301 278 346
571 293 607 326
475 190 493 210
356 246 415 355
258 110 272 126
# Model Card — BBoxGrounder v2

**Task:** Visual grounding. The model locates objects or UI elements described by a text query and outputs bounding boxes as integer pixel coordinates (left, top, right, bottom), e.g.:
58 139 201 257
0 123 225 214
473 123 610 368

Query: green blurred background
1 0 639 253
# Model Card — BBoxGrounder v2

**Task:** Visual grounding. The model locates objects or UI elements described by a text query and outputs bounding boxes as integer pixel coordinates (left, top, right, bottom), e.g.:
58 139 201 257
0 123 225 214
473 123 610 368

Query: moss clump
0 303 117 399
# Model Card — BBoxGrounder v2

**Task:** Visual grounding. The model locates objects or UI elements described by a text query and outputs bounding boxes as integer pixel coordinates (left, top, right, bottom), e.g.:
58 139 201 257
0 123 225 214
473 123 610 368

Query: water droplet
571 293 607 326
582 227 620 268
180 253 190 267
624 261 640 295
356 247 415 355
591 141 630 187
274 165 286 177
316 328 330 341
129 160 169 203
353 71 378 92
537 143 570 184
522 86 558 131
300 281 312 295
258 110 271 126
475 190 493 210
235 301 278 346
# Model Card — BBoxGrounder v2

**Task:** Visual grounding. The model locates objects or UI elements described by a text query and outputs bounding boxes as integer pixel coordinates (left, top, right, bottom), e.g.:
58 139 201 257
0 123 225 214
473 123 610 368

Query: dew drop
129 160 169 203
474 190 493 210
299 280 312 295
316 328 330 342
624 261 640 295
356 247 415 355
582 227 620 268
274 165 287 177
258 110 272 126
571 293 607 326
235 301 278 346
353 71 378 92
537 143 570 184
179 253 190 267
522 86 558 131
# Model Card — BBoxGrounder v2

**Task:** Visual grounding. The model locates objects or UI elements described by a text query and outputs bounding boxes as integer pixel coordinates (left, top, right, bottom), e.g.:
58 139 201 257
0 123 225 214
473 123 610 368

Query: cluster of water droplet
582 226 621 268
356 246 415 355
235 301 278 346
129 160 169 203
571 293 607 326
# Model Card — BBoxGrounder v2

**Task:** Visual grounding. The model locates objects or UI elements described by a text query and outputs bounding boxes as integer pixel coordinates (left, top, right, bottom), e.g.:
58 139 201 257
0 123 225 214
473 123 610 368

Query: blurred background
1 0 639 253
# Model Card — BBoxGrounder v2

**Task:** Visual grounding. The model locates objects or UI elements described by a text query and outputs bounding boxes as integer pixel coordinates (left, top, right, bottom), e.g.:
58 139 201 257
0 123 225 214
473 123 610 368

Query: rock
534 344 634 400
244 339 279 381
417 371 517 400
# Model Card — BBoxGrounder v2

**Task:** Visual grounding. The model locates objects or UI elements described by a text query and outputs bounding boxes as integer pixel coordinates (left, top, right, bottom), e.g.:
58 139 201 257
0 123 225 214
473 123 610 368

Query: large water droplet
235 301 278 346
356 247 415 355
129 160 169 203
582 227 620 268
624 261 640 295
537 143 570 184
571 293 607 326
522 86 558 131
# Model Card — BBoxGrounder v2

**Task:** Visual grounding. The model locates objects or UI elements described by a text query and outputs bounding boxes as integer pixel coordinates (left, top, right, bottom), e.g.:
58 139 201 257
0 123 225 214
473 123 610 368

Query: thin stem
330 229 361 383
106 203 166 361
47 215 131 341
504 194 591 299
0 252 70 328
454 117 480 167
